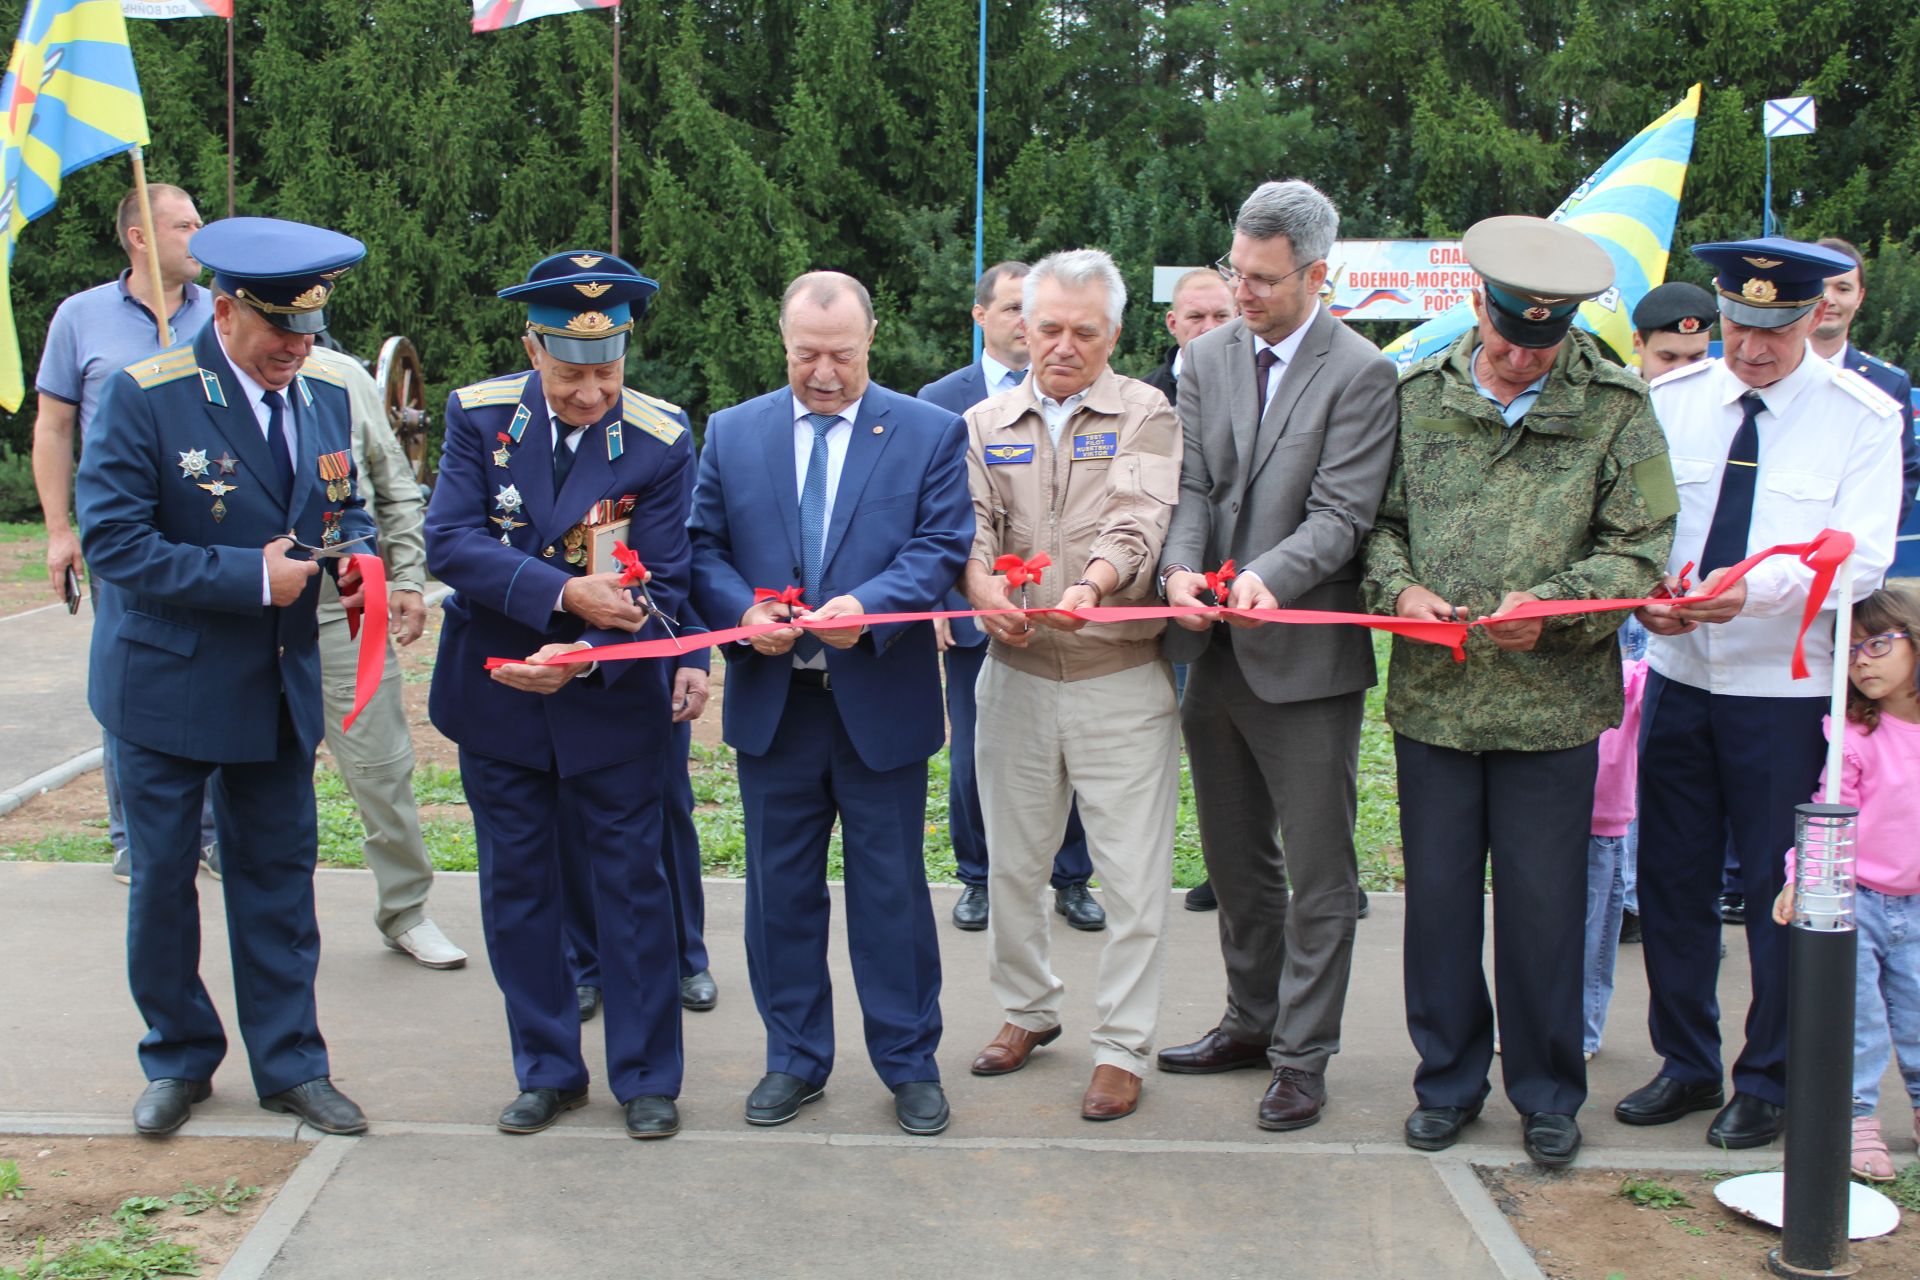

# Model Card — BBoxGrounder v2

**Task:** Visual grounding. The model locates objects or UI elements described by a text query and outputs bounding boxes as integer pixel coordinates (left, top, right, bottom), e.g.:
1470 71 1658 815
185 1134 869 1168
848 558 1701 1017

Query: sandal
1851 1115 1895 1182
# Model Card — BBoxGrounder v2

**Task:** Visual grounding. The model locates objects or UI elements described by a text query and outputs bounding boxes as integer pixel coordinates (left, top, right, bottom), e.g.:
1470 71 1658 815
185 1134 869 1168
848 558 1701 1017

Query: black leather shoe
497 1086 588 1134
1184 880 1218 912
1707 1094 1785 1149
260 1078 368 1135
1718 891 1746 925
624 1095 680 1139
1613 1075 1725 1126
1356 888 1370 919
893 1080 950 1136
1156 1026 1268 1074
680 969 718 1012
1054 882 1106 931
745 1072 824 1127
1523 1113 1581 1166
1405 1101 1483 1151
952 884 989 931
1618 909 1642 945
133 1079 211 1136
577 985 602 1022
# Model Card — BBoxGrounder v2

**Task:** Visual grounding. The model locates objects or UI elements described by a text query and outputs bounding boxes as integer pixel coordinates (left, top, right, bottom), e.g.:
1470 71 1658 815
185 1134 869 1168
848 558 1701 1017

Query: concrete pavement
0 600 102 812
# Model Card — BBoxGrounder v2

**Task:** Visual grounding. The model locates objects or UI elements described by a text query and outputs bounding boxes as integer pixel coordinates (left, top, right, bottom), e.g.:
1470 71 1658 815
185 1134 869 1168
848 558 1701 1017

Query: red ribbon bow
755 585 806 612
1205 559 1237 598
610 540 646 587
994 552 1051 589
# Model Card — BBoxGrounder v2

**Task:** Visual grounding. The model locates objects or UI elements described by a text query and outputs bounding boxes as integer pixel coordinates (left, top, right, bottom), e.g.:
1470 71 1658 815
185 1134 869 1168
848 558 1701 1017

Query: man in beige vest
962 249 1182 1122
305 340 465 968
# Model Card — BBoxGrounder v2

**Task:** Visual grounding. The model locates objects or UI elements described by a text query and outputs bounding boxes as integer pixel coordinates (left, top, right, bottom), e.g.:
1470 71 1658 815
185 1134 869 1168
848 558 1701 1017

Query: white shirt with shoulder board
1646 348 1903 697
788 393 863 670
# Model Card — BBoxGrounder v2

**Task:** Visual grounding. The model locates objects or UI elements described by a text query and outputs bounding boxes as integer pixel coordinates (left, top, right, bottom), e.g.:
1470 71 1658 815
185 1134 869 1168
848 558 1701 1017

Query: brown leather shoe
1082 1065 1143 1120
970 1022 1063 1076
1156 1026 1269 1074
1257 1066 1327 1132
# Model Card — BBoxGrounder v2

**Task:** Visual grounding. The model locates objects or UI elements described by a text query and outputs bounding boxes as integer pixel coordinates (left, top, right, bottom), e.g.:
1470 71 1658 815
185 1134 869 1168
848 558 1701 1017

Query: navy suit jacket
77 325 375 763
1845 343 1917 526
915 362 996 648
425 371 693 778
690 382 972 772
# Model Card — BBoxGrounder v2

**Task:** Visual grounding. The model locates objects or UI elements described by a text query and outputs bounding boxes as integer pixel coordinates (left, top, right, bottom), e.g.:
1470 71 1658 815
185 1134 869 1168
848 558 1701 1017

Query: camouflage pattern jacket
1360 328 1677 752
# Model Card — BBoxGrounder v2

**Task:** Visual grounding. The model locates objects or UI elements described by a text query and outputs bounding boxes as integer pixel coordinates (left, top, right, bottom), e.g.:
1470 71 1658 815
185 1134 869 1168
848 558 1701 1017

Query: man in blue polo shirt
32 183 217 885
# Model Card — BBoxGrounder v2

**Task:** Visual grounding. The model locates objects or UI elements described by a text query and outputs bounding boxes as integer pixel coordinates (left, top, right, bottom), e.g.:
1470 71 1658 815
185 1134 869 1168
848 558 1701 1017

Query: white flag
123 1 232 17
473 1 617 32
1764 97 1816 138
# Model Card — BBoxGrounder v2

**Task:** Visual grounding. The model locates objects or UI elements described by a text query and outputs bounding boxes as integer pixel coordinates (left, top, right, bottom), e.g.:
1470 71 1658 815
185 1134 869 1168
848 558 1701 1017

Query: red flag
472 0 617 33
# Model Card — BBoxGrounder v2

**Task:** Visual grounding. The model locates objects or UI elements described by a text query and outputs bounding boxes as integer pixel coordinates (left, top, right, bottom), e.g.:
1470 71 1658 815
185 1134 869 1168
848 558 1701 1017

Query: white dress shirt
789 393 862 669
1647 350 1903 696
1037 388 1088 442
216 330 301 606
980 352 1026 396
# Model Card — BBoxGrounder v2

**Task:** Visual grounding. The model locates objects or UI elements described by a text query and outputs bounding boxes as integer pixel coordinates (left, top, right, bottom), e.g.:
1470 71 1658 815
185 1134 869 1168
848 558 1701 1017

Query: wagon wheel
376 336 433 489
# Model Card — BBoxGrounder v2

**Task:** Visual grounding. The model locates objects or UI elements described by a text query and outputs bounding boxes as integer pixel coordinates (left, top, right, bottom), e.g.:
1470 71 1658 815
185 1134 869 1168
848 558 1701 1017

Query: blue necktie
262 390 294 506
1699 392 1764 576
1002 367 1027 393
552 428 577 497
797 413 836 659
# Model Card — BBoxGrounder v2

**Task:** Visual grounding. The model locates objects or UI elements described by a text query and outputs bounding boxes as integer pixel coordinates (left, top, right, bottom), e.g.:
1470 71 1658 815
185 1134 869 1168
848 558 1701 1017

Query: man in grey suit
1154 180 1399 1131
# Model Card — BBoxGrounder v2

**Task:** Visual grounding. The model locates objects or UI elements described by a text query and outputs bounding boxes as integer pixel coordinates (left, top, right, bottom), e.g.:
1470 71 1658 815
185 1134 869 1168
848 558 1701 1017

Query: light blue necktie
1002 367 1027 393
797 413 836 659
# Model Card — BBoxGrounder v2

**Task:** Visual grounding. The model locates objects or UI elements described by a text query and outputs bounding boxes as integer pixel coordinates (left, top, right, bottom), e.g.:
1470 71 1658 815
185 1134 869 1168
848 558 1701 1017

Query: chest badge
177 448 210 479
1072 432 1117 461
493 433 513 468
984 443 1035 466
318 450 353 502
494 484 524 514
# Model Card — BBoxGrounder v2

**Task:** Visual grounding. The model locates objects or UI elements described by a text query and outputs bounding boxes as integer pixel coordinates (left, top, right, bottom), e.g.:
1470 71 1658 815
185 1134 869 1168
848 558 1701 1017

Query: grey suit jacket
1158 306 1398 703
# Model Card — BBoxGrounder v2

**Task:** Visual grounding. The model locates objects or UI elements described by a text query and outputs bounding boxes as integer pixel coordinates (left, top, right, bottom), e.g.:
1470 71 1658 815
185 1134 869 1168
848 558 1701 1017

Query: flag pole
609 2 621 257
1763 133 1774 236
129 146 171 348
226 14 235 218
970 0 986 361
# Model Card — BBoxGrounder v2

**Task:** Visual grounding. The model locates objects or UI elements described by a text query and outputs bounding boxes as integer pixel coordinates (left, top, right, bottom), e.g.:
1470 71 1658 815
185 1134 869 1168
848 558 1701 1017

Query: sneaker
384 919 469 969
111 847 131 885
1851 1115 1895 1182
200 843 221 881
1619 909 1642 944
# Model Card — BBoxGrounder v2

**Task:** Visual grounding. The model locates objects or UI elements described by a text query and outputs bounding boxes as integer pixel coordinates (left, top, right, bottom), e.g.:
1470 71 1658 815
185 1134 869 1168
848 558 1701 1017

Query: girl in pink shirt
1772 584 1920 1182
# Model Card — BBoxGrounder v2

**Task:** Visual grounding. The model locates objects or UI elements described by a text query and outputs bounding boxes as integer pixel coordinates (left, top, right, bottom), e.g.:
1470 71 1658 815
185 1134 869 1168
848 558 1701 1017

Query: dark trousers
737 686 943 1088
116 705 328 1097
1397 734 1596 1117
564 719 708 986
463 747 684 1102
1636 672 1826 1106
944 642 1092 888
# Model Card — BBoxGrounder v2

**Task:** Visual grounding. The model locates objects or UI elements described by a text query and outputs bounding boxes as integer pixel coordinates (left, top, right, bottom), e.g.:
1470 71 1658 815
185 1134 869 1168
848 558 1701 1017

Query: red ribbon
480 531 1861 678
341 551 388 731
496 432 512 444
755 585 806 611
994 552 1050 588
611 540 646 587
1204 559 1237 599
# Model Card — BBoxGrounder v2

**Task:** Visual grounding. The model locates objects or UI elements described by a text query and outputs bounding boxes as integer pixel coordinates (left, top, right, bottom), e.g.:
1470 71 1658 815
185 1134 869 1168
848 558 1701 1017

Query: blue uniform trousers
738 683 943 1088
1636 671 1826 1107
1397 734 1596 1117
943 643 1092 888
116 703 328 1097
564 720 708 986
463 747 683 1102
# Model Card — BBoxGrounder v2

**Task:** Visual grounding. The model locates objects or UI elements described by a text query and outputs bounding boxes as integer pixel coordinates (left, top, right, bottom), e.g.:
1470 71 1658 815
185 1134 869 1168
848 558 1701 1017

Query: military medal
562 524 589 568
321 511 343 547
318 450 353 502
198 479 237 498
493 432 513 468
177 448 210 479
213 452 238 476
494 484 524 514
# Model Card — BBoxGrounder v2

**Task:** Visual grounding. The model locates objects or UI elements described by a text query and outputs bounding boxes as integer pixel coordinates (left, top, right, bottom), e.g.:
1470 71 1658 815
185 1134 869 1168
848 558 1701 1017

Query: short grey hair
779 271 875 332
1234 180 1338 264
1023 249 1127 331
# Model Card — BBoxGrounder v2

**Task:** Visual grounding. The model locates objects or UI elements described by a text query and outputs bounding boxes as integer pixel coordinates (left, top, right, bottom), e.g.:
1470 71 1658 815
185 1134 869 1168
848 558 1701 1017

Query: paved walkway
2 861 1831 1279
0 600 102 810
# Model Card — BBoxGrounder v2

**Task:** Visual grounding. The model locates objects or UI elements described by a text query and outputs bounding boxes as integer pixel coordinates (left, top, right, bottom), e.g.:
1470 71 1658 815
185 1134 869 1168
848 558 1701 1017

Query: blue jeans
1852 887 1920 1116
1584 833 1629 1054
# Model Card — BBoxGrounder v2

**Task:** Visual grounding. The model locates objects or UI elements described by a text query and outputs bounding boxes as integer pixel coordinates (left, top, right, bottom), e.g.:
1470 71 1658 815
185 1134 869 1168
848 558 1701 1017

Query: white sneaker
383 919 468 969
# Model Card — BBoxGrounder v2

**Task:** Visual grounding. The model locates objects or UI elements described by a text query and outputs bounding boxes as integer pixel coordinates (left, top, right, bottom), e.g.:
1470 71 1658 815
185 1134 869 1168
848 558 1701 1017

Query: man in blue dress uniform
425 251 694 1140
75 217 377 1137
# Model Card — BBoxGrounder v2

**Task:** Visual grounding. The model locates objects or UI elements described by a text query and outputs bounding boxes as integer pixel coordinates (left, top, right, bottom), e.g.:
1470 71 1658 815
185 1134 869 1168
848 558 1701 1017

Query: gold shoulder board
623 388 686 445
456 373 532 410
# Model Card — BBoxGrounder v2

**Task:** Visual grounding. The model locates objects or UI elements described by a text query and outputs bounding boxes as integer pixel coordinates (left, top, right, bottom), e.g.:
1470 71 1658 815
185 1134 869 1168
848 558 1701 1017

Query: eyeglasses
1214 255 1317 299
1849 630 1910 660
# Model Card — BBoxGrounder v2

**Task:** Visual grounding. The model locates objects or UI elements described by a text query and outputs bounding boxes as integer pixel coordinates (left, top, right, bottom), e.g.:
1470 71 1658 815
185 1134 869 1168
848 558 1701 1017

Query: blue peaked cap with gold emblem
190 217 366 335
1691 236 1854 330
499 250 658 364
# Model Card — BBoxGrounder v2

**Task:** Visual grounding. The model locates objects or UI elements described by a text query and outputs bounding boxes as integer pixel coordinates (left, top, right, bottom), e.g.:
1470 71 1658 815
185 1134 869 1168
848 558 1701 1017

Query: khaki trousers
977 659 1180 1075
318 615 433 938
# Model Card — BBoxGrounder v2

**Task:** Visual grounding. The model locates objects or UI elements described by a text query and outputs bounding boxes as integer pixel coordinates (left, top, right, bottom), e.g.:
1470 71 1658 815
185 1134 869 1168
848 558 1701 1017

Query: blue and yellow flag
1 0 149 410
1384 84 1701 371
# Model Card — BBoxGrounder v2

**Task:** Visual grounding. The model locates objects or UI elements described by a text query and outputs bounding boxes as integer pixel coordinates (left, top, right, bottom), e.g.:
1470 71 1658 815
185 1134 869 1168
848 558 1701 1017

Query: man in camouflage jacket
1360 217 1676 1167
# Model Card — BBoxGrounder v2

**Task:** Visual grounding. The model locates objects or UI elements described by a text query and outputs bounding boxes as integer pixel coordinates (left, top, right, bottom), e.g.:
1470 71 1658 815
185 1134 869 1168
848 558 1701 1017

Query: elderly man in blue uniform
425 251 694 1141
691 270 971 1136
1620 238 1904 1148
75 217 377 1137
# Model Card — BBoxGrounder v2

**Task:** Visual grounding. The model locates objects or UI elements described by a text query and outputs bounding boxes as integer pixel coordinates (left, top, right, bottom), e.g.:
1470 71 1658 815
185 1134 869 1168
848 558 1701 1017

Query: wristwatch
1158 564 1194 600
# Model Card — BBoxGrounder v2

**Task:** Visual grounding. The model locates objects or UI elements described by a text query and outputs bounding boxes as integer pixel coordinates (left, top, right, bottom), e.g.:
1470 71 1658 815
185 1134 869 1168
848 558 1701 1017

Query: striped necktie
797 413 836 659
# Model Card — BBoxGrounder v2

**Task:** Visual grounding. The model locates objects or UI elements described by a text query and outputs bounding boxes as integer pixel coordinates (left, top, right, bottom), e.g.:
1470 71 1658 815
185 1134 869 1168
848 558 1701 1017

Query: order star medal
177 448 210 479
494 483 524 514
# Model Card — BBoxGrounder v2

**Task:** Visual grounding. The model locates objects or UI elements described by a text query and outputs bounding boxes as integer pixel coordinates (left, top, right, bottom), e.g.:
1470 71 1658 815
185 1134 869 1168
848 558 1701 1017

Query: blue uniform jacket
689 383 972 773
915 362 993 648
425 371 693 778
76 325 375 763
1845 344 1917 527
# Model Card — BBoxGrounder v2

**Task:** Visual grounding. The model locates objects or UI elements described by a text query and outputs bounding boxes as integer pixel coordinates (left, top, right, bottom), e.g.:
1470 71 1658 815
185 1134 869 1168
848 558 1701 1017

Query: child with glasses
1772 583 1920 1181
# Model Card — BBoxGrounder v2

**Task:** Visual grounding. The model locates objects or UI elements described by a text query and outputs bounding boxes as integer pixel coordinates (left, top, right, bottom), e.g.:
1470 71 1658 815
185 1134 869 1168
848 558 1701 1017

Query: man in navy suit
1812 238 1917 539
691 271 972 1136
918 261 1104 934
75 217 376 1138
425 251 694 1140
